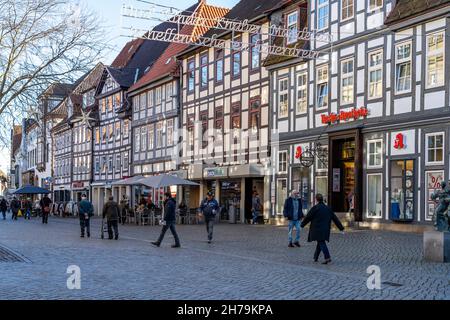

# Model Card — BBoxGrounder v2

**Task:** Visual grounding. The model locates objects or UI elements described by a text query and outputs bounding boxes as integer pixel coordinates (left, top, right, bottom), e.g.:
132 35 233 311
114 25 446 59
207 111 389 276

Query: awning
111 175 145 186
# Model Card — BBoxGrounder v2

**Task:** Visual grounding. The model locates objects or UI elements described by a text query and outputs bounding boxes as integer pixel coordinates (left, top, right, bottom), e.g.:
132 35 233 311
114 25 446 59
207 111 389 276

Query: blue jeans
25 209 31 219
288 220 301 243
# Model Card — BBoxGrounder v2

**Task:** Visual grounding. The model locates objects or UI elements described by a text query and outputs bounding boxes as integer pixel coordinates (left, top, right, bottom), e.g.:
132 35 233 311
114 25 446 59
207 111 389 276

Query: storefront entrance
329 129 363 221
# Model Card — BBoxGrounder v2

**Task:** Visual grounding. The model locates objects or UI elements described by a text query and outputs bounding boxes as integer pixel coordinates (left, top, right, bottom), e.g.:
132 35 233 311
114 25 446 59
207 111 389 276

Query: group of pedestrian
283 191 345 264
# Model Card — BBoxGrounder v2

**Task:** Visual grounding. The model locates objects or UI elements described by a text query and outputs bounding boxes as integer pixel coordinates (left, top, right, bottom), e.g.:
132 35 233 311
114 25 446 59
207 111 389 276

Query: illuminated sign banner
321 107 368 125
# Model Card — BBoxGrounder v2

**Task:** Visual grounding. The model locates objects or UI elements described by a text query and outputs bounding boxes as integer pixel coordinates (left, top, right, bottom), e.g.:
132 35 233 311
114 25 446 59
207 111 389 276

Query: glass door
390 160 415 221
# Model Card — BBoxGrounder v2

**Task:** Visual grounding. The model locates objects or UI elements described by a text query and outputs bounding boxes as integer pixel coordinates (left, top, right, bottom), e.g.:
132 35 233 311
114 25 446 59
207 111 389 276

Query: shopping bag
17 209 22 217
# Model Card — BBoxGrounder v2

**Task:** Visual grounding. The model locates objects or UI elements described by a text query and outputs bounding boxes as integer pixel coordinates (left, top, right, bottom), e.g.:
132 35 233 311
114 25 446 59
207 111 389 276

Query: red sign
393 133 405 149
321 107 368 124
295 146 303 159
72 182 85 188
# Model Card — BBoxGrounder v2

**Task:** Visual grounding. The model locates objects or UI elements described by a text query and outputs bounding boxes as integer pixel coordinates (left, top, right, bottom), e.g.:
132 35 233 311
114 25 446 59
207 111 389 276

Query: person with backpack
78 194 94 238
251 190 262 224
40 194 52 224
199 191 220 244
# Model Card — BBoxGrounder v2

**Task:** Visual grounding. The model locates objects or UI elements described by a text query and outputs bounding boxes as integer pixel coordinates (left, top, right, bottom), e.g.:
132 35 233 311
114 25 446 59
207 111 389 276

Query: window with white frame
188 60 195 91
123 152 129 171
369 0 383 11
167 119 174 146
367 173 382 218
148 124 154 150
116 154 121 172
316 146 328 171
287 11 298 45
426 32 445 88
279 78 289 118
395 42 412 93
108 156 113 173
278 151 288 173
147 90 154 116
341 58 354 104
155 87 162 105
134 128 140 153
341 0 354 20
426 132 444 165
317 0 329 30
156 122 163 148
297 72 307 114
317 65 328 109
140 93 146 111
315 176 328 204
123 120 129 138
141 126 147 152
368 50 383 99
367 139 382 168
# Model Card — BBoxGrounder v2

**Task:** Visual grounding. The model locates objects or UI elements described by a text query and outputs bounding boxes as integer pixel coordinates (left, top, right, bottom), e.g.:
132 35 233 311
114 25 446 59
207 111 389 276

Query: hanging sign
393 133 405 149
332 168 340 192
321 107 368 125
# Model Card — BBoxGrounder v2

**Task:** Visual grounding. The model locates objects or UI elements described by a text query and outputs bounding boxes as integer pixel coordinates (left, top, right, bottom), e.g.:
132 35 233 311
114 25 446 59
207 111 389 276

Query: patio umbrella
111 175 145 186
138 174 199 188
14 185 50 194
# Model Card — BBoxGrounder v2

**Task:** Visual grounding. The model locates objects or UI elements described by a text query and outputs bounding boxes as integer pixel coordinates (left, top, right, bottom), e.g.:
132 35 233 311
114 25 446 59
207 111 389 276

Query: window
315 176 328 204
133 96 139 113
167 119 174 146
215 50 224 83
367 139 382 168
148 124 154 150
114 93 121 110
101 126 107 143
317 0 329 30
108 124 113 142
367 174 382 218
390 160 414 220
276 179 288 215
123 120 129 138
200 111 208 149
156 122 163 148
107 96 113 113
286 12 298 44
188 60 195 92
369 0 383 11
166 83 173 101
279 78 289 118
155 87 161 105
250 34 261 69
101 156 107 173
123 152 129 171
341 0 354 20
368 50 383 99
141 126 147 152
297 72 307 114
426 132 444 165
115 122 121 141
341 58 354 104
316 145 328 171
187 115 195 149
140 93 146 111
94 157 100 174
100 99 106 114
148 90 154 116
278 151 288 173
232 39 241 77
395 42 412 93
317 65 329 109
231 103 241 139
134 128 140 153
425 171 444 221
426 32 445 88
116 154 121 172
108 156 113 173
200 54 208 88
249 98 261 138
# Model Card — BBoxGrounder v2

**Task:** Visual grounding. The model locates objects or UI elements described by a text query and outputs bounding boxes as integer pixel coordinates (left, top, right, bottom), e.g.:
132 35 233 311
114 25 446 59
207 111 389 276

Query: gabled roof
385 0 450 25
129 2 229 92
178 0 282 58
40 83 74 99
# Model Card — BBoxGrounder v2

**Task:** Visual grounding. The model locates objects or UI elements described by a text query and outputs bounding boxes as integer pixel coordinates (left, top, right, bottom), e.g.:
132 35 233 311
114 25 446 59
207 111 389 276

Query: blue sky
80 0 239 64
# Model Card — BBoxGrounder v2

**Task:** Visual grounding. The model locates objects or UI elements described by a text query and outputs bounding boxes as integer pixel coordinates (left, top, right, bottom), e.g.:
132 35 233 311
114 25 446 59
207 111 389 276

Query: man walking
151 192 181 248
301 194 345 264
0 197 7 220
40 194 52 224
24 198 32 220
119 194 129 225
251 191 262 224
10 196 20 221
102 196 120 240
199 191 219 244
283 190 303 247
78 194 94 238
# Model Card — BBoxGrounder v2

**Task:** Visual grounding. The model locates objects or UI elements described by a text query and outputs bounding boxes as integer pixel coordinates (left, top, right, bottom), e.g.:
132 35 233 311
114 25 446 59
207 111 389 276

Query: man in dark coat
301 194 344 264
10 196 21 221
283 190 304 247
102 196 120 240
40 195 52 224
78 194 94 238
199 191 220 244
0 197 7 220
151 192 181 248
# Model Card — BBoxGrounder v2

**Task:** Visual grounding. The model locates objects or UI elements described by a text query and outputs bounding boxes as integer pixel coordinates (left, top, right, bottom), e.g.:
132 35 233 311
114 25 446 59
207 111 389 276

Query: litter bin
228 205 236 224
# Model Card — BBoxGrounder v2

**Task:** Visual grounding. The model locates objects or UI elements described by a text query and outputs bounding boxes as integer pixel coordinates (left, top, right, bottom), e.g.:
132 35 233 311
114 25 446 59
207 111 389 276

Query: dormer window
287 11 298 45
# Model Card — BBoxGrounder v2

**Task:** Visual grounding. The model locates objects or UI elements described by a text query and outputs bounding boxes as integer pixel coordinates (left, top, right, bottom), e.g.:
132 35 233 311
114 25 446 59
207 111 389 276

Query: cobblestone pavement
0 213 449 300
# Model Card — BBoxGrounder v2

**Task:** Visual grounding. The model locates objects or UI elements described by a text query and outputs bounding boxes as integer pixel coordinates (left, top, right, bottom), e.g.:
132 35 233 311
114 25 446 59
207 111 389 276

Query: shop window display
390 160 414 221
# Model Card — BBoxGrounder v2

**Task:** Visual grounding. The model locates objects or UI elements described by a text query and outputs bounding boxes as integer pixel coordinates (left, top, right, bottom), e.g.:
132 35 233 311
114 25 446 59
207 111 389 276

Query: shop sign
72 182 85 189
204 167 227 178
425 171 444 221
321 107 368 125
292 143 309 164
390 130 415 155
332 168 340 192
